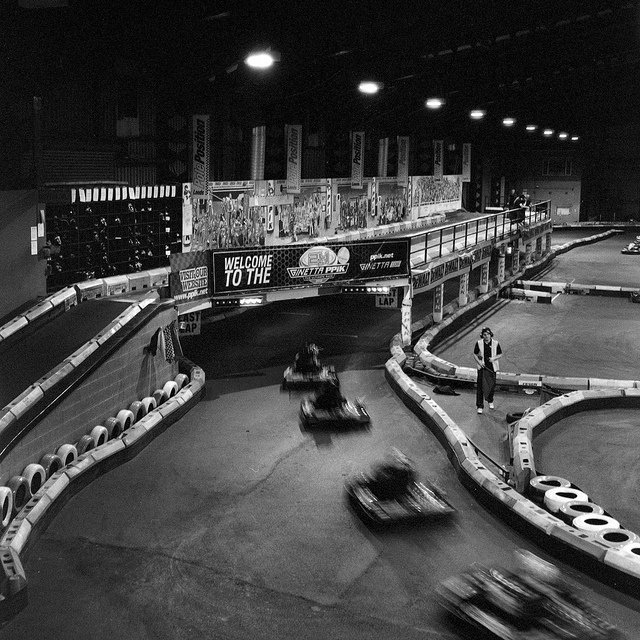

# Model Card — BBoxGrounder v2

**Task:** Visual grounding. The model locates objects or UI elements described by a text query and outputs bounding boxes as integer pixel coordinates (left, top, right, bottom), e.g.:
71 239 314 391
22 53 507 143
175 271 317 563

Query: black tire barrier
506 412 525 425
75 435 95 455
7 476 30 515
90 425 109 447
0 486 13 528
56 443 78 467
39 453 63 479
174 373 189 390
558 500 604 525
162 380 178 399
128 401 145 424
528 475 571 501
152 389 166 407
21 463 46 495
116 409 134 432
103 416 123 440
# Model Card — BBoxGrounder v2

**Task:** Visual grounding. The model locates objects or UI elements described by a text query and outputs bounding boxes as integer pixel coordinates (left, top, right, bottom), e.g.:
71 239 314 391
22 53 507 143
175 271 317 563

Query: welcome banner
191 115 210 199
286 124 302 193
351 131 364 189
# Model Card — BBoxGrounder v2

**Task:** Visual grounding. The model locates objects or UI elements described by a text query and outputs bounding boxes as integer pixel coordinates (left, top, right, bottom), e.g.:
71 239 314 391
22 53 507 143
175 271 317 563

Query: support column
479 262 489 294
535 236 543 260
433 282 444 322
458 272 469 307
512 242 520 273
497 245 506 283
525 242 533 265
401 285 412 347
545 232 552 255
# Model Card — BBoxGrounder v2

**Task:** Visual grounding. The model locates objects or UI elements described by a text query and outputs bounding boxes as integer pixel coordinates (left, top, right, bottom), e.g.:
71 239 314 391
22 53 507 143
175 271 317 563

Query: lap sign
376 289 398 308
178 311 201 335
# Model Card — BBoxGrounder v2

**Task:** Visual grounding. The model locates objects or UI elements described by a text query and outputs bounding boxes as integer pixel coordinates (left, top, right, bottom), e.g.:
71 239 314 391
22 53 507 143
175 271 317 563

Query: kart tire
90 425 109 448
141 396 157 414
128 401 145 424
528 475 571 501
174 373 189 390
163 380 179 399
152 388 167 407
8 476 31 514
22 463 47 495
506 412 524 425
116 409 135 432
39 453 63 478
56 444 78 467
0 486 13 528
104 416 123 440
75 434 95 455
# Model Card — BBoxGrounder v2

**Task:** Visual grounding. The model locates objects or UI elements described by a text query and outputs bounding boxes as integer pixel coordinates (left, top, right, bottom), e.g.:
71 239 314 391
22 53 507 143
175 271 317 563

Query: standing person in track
473 326 503 414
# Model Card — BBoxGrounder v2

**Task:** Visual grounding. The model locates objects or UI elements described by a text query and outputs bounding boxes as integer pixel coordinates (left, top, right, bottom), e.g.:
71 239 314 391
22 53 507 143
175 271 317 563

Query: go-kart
437 550 626 639
299 396 370 429
621 237 640 254
345 467 455 526
282 363 339 391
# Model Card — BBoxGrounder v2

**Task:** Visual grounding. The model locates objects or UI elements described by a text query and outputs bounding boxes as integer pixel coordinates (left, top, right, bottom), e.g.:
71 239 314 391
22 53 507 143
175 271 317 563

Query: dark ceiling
4 0 640 143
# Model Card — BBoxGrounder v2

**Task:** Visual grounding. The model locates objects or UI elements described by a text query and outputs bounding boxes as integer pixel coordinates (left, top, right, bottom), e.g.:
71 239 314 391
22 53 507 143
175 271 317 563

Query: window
542 158 572 176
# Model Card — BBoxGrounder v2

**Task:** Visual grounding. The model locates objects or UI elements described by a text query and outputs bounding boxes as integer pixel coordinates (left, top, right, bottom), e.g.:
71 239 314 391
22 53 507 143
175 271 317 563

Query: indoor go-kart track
3 229 640 640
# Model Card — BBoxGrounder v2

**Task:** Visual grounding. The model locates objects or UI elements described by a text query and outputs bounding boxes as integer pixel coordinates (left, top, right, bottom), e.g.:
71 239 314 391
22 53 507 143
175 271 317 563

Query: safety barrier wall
386 228 640 595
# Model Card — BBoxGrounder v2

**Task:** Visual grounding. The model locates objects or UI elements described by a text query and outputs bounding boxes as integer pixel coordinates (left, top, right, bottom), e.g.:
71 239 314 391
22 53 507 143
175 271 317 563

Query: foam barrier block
40 472 69 502
90 439 126 462
122 424 148 447
512 500 561 535
24 492 54 527
549 525 609 561
603 547 640 580
138 411 162 432
7 519 31 555
38 362 75 393
588 378 635 390
7 385 44 421
63 454 96 480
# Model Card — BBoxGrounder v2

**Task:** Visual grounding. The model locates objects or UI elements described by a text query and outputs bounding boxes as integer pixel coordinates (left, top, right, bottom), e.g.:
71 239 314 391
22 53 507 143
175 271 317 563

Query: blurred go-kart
345 450 455 526
437 549 626 639
283 342 339 390
621 236 640 254
299 380 370 429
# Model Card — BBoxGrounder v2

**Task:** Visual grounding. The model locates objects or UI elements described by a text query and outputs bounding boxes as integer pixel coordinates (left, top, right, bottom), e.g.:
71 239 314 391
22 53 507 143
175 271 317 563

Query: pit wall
385 228 640 596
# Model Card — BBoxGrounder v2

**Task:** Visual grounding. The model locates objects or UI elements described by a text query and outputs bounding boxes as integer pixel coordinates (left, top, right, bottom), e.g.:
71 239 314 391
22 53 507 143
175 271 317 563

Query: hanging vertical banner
351 131 364 189
285 124 302 193
462 143 471 182
251 125 266 181
433 139 444 180
182 183 193 252
192 115 210 199
377 138 389 177
397 136 410 186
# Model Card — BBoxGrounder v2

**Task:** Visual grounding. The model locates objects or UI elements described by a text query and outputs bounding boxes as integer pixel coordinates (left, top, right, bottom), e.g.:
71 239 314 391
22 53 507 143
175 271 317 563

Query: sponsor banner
182 183 193 252
462 143 471 182
286 124 302 193
433 140 443 180
410 175 462 218
251 125 266 180
169 250 213 302
178 311 201 336
397 136 410 186
351 131 364 189
192 115 210 199
378 138 389 177
212 239 410 294
376 289 399 308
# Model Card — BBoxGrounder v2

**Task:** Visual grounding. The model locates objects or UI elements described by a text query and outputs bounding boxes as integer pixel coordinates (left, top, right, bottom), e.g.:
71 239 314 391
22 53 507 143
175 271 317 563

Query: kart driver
371 455 416 500
314 379 344 410
295 342 320 374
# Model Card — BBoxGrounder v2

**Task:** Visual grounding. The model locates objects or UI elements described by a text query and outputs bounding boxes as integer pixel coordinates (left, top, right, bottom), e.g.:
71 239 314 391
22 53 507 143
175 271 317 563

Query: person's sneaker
477 408 483 414
489 402 495 409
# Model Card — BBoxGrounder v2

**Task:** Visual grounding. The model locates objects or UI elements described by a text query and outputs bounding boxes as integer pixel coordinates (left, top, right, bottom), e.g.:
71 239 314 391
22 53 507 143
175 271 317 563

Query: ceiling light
425 97 444 109
470 109 486 120
571 135 580 141
245 50 280 69
525 124 537 132
558 132 568 139
502 117 516 127
543 128 554 136
358 81 383 94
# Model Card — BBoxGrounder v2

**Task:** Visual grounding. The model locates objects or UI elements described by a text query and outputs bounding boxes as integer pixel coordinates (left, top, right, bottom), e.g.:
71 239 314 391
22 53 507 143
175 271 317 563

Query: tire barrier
75 435 95 455
0 487 13 528
141 396 156 414
103 416 124 440
7 476 30 515
174 373 189 390
162 380 179 400
558 500 604 525
152 388 166 407
528 475 571 501
116 409 135 432
39 453 63 479
544 487 589 513
90 425 109 447
21 464 46 496
596 529 638 548
506 412 525 425
128 401 145 424
56 443 78 467
619 542 640 557
573 514 620 533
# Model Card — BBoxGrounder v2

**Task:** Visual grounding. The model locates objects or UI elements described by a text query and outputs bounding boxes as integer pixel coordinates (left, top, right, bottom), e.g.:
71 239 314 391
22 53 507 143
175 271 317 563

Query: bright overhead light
543 128 554 136
558 132 568 139
502 117 516 127
571 135 580 141
470 109 486 120
525 124 538 131
425 97 444 109
358 81 383 94
245 50 280 69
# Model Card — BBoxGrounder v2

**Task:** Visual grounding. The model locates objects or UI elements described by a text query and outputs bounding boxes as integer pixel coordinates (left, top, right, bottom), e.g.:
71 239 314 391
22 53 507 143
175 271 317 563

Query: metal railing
409 201 551 266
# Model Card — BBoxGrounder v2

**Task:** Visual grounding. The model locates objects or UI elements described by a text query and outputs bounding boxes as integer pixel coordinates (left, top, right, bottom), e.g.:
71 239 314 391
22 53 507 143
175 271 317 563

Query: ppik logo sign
288 246 350 285
351 131 364 189
192 115 210 199
173 265 211 302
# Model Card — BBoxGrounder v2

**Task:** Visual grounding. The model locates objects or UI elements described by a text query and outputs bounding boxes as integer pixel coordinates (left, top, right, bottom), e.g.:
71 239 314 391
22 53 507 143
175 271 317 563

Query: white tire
22 463 47 495
56 443 78 467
